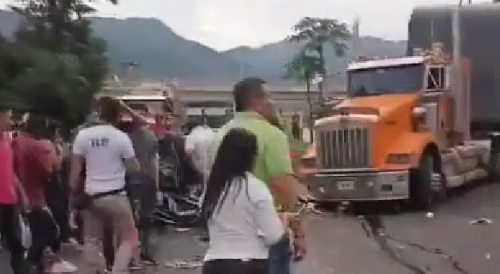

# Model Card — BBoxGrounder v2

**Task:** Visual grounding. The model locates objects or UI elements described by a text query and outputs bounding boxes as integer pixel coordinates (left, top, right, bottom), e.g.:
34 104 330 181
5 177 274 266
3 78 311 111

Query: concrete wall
100 81 346 122
179 90 321 114
178 89 347 114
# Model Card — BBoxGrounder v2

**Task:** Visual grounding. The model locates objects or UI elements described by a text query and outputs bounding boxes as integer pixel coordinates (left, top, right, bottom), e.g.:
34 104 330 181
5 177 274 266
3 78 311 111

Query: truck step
443 157 481 176
444 168 488 188
441 144 489 176
442 144 488 159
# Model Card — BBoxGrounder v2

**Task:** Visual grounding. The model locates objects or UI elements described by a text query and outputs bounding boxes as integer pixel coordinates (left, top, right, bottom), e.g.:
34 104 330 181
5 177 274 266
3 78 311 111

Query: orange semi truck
305 7 500 209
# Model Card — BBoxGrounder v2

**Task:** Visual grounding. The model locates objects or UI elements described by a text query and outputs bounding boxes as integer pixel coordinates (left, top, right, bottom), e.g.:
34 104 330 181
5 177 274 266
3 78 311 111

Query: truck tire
410 152 434 210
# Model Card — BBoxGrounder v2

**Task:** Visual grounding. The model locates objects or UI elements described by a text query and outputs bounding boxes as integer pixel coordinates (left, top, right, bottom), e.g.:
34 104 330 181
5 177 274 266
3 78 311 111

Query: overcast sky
2 0 475 50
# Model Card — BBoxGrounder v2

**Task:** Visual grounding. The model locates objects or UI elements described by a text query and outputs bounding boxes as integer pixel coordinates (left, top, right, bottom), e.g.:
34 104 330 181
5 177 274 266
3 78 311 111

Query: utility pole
430 19 435 44
452 3 469 141
305 71 314 143
303 49 319 143
352 15 360 61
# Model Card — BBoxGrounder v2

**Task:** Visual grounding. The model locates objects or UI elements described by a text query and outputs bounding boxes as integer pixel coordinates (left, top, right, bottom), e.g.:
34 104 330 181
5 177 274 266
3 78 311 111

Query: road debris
469 218 493 225
164 259 203 269
426 212 434 218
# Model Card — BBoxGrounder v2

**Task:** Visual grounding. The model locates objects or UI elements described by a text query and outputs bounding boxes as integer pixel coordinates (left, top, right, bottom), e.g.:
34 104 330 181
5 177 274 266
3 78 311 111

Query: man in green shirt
209 77 306 274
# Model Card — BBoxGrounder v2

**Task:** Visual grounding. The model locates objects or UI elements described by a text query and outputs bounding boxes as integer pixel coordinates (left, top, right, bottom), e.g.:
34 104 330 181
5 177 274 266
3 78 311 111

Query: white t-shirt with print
72 124 135 195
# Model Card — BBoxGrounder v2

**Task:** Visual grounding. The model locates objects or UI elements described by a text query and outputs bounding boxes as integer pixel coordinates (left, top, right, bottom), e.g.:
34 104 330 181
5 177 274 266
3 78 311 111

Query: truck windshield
347 64 424 97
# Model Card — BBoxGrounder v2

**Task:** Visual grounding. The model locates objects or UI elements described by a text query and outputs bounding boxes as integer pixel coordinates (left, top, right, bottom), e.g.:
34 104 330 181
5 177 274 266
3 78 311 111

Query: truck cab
306 43 489 208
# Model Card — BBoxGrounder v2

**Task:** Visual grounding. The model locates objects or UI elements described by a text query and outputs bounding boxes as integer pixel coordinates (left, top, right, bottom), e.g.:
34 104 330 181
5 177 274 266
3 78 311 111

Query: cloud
3 0 460 50
189 0 459 49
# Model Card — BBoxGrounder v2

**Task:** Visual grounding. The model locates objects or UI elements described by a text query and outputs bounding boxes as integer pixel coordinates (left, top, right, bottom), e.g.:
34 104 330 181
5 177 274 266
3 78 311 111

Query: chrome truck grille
317 127 371 169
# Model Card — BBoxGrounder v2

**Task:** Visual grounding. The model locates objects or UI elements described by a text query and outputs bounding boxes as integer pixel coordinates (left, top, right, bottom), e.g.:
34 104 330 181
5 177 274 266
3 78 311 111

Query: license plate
337 180 354 190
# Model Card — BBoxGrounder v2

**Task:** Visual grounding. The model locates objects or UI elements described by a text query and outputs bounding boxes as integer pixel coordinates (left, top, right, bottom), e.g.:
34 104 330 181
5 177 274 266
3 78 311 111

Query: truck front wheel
409 152 443 210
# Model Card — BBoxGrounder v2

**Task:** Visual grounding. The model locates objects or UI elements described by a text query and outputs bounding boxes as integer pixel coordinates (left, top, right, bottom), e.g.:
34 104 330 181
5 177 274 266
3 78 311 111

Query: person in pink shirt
14 113 62 274
0 107 27 274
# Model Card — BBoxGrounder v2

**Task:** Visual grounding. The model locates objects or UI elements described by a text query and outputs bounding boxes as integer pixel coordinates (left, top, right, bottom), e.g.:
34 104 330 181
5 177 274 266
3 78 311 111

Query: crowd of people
0 76 308 274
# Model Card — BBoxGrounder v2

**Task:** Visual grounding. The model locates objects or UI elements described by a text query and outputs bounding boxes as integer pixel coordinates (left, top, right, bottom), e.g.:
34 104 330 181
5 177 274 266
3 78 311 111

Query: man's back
73 124 135 195
211 112 292 186
127 126 157 181
14 134 57 207
186 126 215 181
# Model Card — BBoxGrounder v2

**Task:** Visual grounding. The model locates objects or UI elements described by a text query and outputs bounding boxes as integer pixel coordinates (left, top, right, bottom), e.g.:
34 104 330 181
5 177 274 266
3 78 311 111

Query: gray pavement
2 182 500 274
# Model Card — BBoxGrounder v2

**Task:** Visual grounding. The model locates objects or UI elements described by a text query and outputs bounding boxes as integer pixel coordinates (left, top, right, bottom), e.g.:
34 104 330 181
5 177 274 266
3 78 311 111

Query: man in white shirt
184 120 215 242
69 97 140 274
184 120 216 185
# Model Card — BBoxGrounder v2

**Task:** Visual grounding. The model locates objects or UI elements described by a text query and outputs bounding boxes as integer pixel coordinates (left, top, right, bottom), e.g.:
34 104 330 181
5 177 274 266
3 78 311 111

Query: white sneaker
49 260 78 273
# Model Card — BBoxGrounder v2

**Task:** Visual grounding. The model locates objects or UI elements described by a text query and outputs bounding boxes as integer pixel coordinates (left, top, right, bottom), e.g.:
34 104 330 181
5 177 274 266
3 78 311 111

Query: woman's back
205 172 283 261
201 128 285 274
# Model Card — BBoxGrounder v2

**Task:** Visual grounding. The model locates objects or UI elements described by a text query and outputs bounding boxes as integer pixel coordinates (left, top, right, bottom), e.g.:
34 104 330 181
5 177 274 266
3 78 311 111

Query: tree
286 17 351 103
284 51 321 83
0 37 30 109
285 17 351 142
284 50 322 143
1 0 117 128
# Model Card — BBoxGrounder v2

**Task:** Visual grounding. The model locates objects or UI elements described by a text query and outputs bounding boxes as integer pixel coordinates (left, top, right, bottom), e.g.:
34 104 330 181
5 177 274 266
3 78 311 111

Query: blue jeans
269 236 291 274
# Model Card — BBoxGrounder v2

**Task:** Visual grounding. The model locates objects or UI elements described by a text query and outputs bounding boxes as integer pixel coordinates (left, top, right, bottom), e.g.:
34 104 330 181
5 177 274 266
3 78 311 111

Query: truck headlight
386 153 412 164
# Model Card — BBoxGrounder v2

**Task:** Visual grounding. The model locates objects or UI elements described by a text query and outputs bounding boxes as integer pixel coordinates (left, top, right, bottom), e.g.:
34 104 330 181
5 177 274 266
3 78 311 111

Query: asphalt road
2 181 499 274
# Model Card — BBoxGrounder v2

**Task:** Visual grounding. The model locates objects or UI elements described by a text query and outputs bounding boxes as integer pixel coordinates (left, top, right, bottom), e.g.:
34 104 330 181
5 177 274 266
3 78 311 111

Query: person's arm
253 184 286 246
14 175 29 210
119 100 149 125
263 129 307 256
69 133 85 194
120 134 140 174
147 131 160 186
69 155 84 194
10 138 28 208
36 139 58 177
263 130 300 209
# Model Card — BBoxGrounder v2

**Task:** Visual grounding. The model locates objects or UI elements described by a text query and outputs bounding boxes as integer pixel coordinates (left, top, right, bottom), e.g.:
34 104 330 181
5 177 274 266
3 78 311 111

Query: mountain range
0 9 407 85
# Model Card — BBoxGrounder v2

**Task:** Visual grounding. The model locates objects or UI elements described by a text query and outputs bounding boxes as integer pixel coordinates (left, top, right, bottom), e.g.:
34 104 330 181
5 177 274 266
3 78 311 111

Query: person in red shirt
14 113 60 274
0 107 27 274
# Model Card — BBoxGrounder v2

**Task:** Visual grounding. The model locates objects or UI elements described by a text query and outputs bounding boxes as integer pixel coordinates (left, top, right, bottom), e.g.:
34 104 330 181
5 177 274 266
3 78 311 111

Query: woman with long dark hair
201 128 285 274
